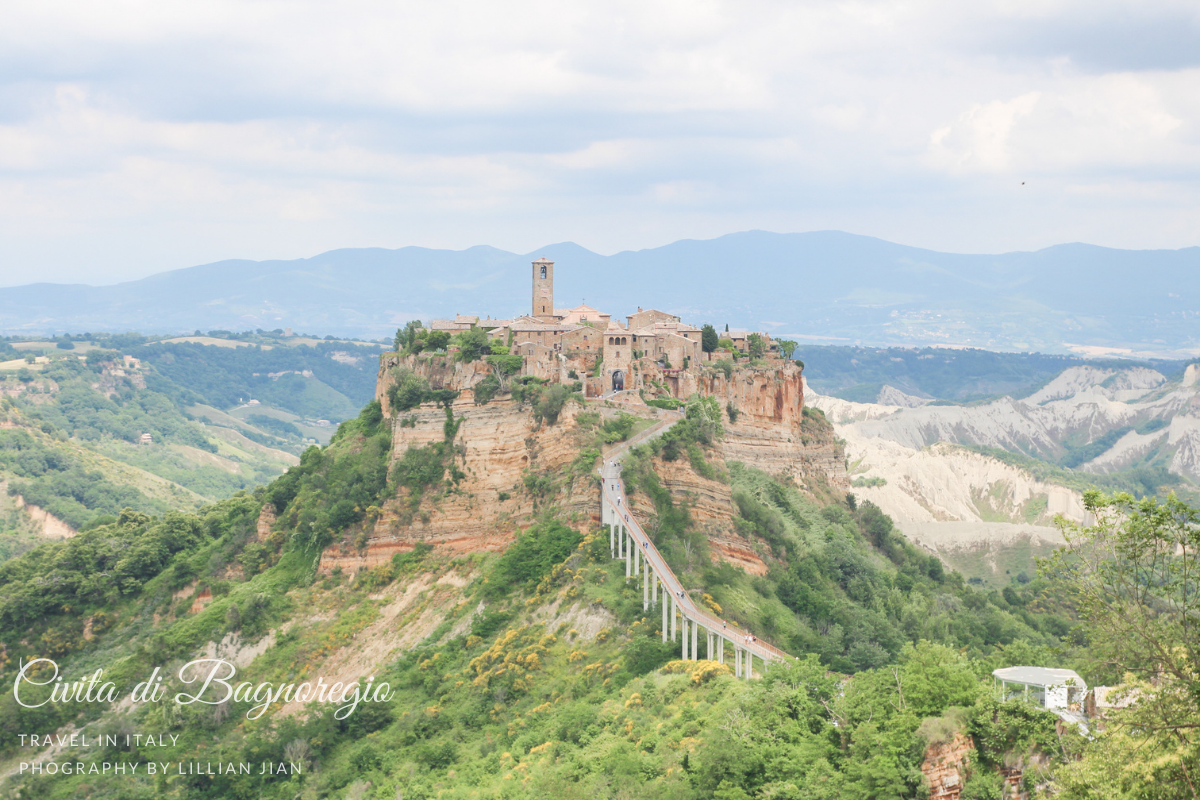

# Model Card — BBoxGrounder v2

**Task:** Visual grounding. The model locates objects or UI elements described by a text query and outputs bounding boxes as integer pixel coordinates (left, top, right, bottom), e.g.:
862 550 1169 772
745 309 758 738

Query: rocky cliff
325 353 847 575
625 454 769 576
678 359 848 497
922 732 974 800
319 393 595 574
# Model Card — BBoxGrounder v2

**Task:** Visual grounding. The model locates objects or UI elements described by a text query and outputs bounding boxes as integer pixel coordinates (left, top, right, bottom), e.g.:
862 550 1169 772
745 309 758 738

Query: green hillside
0 334 382 551
0 394 1129 800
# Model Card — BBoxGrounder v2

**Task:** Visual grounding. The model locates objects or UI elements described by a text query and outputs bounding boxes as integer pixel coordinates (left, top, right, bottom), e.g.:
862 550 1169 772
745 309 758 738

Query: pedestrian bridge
598 418 791 678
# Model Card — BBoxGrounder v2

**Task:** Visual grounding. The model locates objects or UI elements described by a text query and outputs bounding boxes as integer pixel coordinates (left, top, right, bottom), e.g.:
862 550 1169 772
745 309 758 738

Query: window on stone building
540 266 547 279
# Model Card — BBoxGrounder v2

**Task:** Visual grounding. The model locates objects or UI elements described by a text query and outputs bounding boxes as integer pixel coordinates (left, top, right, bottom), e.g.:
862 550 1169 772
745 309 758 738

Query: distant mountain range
3 231 1198 355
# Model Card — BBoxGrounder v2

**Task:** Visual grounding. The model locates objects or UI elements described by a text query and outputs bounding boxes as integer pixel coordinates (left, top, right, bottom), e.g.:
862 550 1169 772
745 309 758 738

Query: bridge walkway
598 413 790 678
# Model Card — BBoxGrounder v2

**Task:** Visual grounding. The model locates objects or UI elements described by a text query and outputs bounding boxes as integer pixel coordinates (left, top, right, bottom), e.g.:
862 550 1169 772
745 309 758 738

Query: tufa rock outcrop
318 351 847 575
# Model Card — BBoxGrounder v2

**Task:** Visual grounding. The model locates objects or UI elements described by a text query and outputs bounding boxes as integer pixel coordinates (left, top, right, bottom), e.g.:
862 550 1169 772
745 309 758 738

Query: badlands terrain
805 363 1200 584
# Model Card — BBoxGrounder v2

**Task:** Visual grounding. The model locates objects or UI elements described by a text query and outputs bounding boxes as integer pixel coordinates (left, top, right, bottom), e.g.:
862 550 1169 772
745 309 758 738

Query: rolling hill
2 231 1198 355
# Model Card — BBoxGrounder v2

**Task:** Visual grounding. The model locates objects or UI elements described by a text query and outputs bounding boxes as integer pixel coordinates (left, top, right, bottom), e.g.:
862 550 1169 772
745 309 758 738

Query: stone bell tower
532 258 555 320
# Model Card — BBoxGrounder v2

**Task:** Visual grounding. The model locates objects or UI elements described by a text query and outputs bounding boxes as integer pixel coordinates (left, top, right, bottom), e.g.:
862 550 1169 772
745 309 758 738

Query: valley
0 332 384 554
806 360 1200 585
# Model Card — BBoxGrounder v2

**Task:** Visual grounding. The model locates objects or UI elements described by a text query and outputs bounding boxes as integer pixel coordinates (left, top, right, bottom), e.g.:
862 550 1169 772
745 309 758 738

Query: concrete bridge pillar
717 637 724 664
634 538 641 583
624 530 631 580
706 631 713 660
691 618 698 661
681 617 689 660
608 521 614 558
661 590 668 642
734 648 742 678
642 559 649 611
652 572 658 608
745 651 753 680
670 595 677 641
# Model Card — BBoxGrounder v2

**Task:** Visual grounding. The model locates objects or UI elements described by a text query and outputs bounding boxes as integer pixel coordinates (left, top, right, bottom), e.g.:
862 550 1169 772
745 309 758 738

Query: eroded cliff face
327 354 847 575
323 363 597 574
691 362 848 498
625 455 769 576
922 733 974 800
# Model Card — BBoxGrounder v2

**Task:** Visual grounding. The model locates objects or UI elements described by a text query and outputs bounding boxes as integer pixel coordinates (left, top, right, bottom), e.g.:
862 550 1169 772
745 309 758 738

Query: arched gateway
611 370 625 391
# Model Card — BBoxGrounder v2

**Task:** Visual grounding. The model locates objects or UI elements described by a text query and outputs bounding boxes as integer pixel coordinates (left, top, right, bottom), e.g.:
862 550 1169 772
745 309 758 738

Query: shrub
601 412 637 443
473 373 501 405
851 476 886 488
486 518 581 596
534 384 573 425
388 368 431 412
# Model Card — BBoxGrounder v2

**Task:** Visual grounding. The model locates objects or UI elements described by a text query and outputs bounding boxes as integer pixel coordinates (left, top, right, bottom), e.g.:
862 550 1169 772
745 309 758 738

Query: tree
701 324 719 353
426 330 451 351
387 368 431 411
395 320 423 352
455 326 491 362
747 333 766 359
1048 490 1200 798
899 641 979 717
777 339 798 360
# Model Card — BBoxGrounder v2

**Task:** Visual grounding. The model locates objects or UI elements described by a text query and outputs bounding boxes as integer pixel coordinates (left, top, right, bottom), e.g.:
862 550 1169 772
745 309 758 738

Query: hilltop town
417 258 794 399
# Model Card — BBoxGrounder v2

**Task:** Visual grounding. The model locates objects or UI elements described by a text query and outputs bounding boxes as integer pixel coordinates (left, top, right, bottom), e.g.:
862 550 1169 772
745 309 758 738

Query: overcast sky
1 0 1198 285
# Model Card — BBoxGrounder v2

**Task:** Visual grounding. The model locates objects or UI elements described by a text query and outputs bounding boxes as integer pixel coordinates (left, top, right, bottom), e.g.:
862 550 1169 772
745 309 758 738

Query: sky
1 0 1199 286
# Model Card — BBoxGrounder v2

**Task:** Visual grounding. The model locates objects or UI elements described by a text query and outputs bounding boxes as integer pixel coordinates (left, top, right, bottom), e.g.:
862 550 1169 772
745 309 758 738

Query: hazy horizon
3 1 1199 286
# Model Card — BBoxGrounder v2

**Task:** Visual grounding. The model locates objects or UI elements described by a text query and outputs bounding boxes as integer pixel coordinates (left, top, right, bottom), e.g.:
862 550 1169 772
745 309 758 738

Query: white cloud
0 0 1198 284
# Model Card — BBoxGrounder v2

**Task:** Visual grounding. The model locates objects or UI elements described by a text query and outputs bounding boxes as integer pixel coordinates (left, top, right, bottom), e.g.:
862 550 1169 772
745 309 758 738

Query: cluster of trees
796 345 1098 402
19 357 215 449
394 321 502 364
698 324 798 361
0 509 208 631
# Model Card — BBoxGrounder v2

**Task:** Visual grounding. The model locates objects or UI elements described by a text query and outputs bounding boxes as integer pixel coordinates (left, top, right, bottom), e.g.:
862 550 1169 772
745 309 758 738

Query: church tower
532 258 555 320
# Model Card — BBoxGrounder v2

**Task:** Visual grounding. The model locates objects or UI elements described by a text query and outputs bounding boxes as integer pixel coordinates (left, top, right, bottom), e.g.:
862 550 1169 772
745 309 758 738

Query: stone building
426 257 776 396
532 257 556 320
